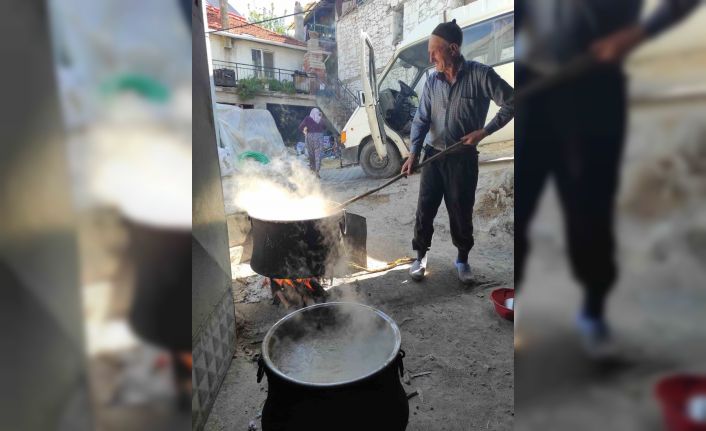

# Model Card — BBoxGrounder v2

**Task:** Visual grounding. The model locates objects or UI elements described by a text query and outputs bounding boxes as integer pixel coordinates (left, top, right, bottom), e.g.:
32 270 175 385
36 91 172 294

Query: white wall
209 34 305 72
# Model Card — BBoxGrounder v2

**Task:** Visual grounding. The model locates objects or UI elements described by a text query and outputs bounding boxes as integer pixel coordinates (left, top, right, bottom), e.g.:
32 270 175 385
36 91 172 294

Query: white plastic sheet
52 0 192 228
215 103 287 173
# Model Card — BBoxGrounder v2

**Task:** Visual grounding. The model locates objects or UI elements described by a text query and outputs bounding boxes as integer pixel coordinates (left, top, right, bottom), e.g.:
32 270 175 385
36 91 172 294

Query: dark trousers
412 146 479 256
515 64 627 305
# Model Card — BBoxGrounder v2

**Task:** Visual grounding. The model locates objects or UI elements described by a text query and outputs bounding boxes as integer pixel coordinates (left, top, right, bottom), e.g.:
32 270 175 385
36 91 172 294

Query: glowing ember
270 278 326 310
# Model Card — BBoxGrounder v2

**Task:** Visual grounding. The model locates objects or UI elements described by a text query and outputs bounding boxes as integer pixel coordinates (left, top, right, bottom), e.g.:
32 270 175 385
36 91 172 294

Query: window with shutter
263 52 274 79
251 49 263 78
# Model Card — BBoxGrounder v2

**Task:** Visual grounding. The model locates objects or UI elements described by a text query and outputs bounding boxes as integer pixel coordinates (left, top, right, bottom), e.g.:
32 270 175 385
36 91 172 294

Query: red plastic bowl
656 374 706 431
490 288 514 321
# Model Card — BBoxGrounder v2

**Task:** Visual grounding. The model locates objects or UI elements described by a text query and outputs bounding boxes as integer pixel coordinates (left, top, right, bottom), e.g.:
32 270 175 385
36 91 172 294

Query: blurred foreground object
515 1 706 430
656 375 706 431
515 0 703 354
49 0 193 429
0 2 91 430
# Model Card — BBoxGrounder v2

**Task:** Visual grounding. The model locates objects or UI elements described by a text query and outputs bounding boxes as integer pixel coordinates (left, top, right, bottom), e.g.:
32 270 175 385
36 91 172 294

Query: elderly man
401 19 514 283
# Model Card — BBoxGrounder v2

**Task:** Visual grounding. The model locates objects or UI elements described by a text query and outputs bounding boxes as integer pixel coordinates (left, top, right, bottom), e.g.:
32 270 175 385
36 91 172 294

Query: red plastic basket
490 288 514 321
655 375 706 431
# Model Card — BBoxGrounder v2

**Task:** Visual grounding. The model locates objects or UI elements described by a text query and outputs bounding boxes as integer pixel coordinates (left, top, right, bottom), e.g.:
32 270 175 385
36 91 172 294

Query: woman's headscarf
309 107 322 124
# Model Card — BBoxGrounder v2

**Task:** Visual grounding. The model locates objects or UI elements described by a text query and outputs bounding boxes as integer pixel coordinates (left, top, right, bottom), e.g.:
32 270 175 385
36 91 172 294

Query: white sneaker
455 261 473 284
409 255 427 281
576 313 616 359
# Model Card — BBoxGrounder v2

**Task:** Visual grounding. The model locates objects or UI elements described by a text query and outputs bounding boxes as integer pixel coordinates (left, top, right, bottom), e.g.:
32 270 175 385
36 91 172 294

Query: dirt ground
205 142 515 430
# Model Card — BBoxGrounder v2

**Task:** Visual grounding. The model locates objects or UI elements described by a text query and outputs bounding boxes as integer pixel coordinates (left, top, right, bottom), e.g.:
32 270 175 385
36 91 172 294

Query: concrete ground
206 143 515 430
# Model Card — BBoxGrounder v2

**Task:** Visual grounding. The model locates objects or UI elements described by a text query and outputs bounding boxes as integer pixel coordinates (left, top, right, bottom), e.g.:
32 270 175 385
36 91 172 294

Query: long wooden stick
515 54 598 101
335 140 465 209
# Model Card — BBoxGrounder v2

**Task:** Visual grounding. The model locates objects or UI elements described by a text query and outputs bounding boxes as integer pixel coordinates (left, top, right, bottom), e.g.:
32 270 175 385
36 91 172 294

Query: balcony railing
211 60 360 112
307 23 335 41
212 60 325 95
213 60 306 85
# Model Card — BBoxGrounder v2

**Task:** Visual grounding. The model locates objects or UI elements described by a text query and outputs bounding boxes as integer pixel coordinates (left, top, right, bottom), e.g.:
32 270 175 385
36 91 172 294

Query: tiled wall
193 0 237 429
192 289 236 431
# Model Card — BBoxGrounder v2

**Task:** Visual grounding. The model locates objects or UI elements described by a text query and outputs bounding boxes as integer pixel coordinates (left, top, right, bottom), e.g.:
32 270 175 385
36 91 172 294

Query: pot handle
257 356 265 383
397 349 406 378
340 210 347 236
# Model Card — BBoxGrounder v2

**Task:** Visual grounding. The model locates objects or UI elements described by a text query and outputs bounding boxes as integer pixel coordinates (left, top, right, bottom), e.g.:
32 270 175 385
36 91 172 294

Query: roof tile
206 6 306 47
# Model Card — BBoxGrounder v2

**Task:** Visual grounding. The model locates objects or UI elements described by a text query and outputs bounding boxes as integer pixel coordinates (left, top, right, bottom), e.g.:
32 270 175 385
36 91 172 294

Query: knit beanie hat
431 19 462 46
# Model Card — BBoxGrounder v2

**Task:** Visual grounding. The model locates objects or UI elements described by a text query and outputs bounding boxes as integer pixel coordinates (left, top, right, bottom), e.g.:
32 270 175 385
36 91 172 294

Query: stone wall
336 0 471 93
336 0 396 94
402 0 452 36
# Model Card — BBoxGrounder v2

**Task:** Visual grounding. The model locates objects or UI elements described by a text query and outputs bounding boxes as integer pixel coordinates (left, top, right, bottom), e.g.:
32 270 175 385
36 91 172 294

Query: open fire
269 277 327 310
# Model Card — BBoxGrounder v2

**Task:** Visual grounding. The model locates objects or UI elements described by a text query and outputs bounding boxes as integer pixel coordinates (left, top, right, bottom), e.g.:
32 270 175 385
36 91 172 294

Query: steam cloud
231 155 332 221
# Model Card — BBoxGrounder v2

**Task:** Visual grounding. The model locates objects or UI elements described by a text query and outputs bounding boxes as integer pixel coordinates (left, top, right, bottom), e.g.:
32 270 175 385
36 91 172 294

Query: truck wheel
359 139 402 179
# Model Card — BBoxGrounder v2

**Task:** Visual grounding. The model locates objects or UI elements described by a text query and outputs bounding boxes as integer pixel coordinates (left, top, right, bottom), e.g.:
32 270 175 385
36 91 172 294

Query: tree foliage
247 3 288 35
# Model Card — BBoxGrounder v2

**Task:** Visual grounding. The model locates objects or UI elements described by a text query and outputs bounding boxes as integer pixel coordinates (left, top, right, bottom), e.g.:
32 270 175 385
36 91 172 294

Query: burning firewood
270 277 327 310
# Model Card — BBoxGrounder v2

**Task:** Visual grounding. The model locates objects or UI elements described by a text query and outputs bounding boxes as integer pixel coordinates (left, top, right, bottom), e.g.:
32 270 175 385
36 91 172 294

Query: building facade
336 0 468 93
205 5 313 109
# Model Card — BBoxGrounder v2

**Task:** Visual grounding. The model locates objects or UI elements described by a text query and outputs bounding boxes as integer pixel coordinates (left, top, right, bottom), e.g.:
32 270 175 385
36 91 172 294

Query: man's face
429 35 457 73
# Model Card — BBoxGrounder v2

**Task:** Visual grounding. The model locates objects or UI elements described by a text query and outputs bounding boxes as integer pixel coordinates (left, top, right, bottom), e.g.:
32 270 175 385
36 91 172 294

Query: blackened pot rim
261 302 401 388
247 206 343 223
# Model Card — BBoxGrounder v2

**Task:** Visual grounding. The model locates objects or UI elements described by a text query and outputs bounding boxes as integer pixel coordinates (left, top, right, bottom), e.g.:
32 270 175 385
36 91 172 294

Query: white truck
339 0 514 178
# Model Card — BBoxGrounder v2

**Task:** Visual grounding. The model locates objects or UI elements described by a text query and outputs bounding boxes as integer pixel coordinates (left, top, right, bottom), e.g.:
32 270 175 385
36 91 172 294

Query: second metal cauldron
257 302 409 431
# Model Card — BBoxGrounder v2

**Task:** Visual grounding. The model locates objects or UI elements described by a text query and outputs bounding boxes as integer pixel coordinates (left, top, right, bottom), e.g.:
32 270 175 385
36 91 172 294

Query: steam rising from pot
230 156 333 221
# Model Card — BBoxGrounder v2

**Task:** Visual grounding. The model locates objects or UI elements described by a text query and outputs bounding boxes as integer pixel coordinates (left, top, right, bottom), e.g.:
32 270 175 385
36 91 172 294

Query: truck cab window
377 41 430 134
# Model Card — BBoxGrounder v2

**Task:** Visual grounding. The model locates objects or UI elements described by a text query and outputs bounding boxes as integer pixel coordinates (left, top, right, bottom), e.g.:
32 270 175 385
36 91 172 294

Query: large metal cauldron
126 220 191 351
249 209 345 279
257 302 409 431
